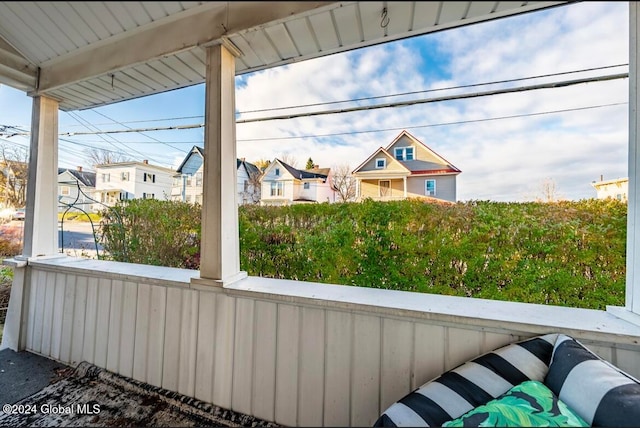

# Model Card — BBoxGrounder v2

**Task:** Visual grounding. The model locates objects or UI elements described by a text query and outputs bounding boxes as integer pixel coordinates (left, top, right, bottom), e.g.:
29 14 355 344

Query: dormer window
375 158 386 169
395 147 414 161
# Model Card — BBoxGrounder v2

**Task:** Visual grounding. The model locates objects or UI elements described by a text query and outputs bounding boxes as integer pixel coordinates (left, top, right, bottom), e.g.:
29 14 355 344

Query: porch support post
608 1 640 325
627 2 640 315
194 43 246 286
2 95 59 351
22 95 59 258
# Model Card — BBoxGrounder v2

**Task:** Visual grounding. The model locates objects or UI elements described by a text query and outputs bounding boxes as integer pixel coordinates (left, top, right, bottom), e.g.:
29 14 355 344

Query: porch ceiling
0 1 570 112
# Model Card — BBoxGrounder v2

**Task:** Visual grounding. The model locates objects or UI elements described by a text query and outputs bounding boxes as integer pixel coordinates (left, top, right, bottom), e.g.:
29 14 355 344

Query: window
121 172 129 181
394 147 414 161
143 173 156 183
102 173 110 182
425 179 436 196
270 182 283 196
61 186 70 196
143 193 155 199
275 168 280 176
195 194 202 204
243 180 249 192
186 175 192 186
375 158 386 169
186 194 192 203
304 182 310 189
195 172 202 187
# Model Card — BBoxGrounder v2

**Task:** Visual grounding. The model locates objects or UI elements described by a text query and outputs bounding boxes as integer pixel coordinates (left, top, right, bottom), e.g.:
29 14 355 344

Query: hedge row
100 198 627 310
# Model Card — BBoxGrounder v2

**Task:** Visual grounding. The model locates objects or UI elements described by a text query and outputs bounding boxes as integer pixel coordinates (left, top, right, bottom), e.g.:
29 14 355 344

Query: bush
99 199 200 269
101 198 627 310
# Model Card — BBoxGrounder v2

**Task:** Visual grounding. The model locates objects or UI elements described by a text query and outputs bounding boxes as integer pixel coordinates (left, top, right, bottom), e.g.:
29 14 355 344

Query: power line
236 72 628 124
236 102 628 142
53 63 629 128
238 63 629 115
44 72 628 136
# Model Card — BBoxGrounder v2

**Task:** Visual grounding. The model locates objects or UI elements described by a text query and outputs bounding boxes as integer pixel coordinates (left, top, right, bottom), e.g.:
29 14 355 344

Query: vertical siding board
82 277 99 364
446 328 483 371
324 310 352 427
482 332 516 354
252 301 277 422
213 294 236 409
380 318 413 413
119 281 138 378
70 276 88 366
59 274 76 364
26 270 40 351
232 298 255 415
106 280 124 373
351 314 381 427
275 304 300 426
413 324 445 389
178 289 199 397
146 285 167 388
50 272 66 360
133 282 151 382
94 277 112 368
614 347 640 378
40 272 56 356
194 291 216 403
298 307 325 427
162 287 183 391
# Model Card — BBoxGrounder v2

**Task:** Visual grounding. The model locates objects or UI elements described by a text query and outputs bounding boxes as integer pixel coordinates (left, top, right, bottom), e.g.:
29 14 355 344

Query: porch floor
0 349 278 427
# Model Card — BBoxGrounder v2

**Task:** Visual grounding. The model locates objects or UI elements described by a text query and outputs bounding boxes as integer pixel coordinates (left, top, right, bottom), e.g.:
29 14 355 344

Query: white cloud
233 1 628 202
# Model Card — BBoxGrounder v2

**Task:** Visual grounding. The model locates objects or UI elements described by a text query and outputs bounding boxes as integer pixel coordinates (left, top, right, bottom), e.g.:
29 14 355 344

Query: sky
0 1 630 202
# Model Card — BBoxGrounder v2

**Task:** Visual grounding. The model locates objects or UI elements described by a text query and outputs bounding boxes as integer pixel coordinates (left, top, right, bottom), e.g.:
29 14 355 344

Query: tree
535 177 563 202
85 147 132 166
331 164 357 202
305 157 315 169
0 142 28 208
279 153 298 168
253 158 271 172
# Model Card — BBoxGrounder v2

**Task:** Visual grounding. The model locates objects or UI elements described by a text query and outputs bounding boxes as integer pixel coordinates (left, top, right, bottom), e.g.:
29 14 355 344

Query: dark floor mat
0 360 280 427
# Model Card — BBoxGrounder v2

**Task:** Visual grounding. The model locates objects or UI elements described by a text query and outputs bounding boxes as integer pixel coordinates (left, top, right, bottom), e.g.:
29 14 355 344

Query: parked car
12 208 25 221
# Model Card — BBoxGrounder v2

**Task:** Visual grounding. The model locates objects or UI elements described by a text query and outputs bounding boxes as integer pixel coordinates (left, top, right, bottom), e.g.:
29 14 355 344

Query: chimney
314 164 319 169
143 159 148 164
600 174 604 181
77 166 83 172
241 157 245 161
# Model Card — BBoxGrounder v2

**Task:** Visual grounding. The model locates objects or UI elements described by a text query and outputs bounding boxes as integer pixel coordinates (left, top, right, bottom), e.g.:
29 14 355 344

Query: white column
2 95 59 351
609 1 640 324
403 176 407 198
194 44 246 286
627 2 640 314
22 95 59 258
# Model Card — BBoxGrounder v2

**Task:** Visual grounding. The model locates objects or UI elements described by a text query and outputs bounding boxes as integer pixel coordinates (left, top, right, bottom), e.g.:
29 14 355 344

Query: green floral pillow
442 380 588 427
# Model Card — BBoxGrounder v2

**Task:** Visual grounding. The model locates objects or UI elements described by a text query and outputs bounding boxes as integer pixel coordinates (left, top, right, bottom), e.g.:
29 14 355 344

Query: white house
93 160 175 209
260 158 335 206
171 145 261 205
57 166 96 213
591 176 628 202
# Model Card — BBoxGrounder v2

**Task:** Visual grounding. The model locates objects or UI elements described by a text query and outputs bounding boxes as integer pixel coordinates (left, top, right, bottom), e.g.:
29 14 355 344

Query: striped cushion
373 334 558 427
544 334 640 427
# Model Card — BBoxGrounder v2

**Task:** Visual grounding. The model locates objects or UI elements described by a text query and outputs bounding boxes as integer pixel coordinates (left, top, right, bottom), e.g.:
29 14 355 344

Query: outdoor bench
374 333 640 427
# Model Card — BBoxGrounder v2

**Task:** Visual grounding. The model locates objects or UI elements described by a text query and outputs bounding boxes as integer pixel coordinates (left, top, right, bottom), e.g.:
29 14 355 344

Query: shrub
101 198 627 310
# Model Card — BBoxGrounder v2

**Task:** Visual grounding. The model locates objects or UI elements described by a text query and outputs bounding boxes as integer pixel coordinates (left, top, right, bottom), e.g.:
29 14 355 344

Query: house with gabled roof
352 130 461 203
170 145 261 205
260 158 335 206
58 166 97 213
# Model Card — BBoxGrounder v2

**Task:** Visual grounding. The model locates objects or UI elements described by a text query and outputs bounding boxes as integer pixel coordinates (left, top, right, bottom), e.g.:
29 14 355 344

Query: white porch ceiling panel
0 1 570 111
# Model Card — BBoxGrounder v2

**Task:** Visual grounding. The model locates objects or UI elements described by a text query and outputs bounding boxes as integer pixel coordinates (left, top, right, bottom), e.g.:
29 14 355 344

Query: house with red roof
352 130 461 202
